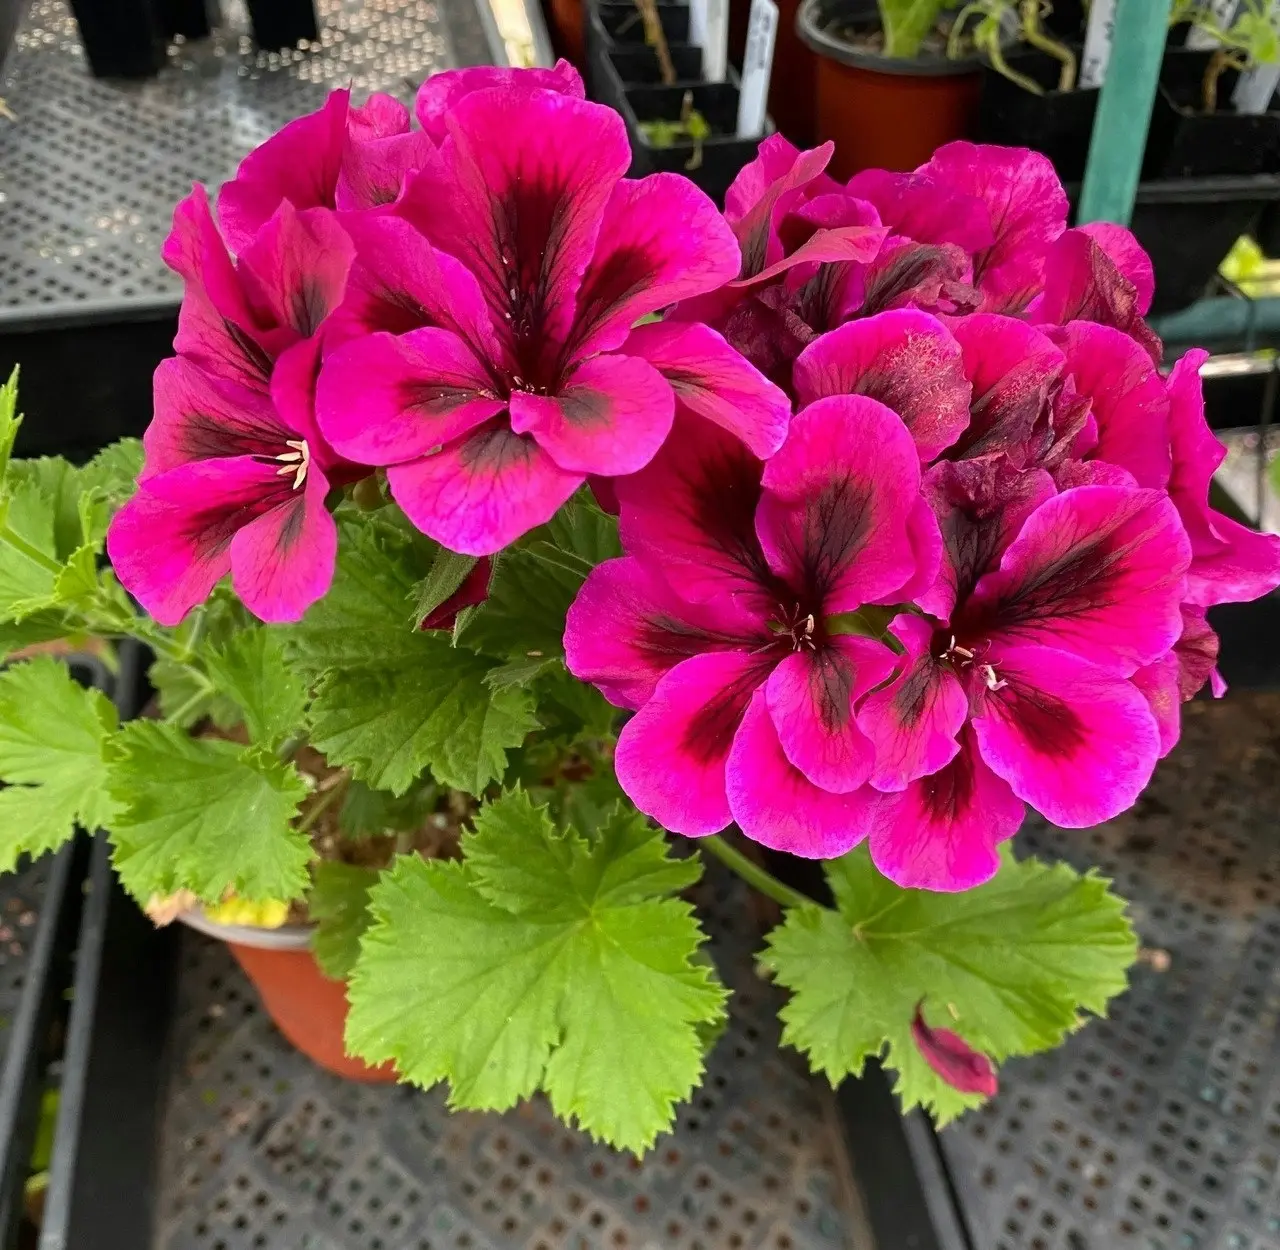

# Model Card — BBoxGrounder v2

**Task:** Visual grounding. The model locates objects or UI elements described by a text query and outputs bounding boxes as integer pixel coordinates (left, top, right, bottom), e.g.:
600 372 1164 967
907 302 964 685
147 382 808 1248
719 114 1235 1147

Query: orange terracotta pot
227 942 398 1083
179 912 396 1083
797 0 983 179
548 0 585 67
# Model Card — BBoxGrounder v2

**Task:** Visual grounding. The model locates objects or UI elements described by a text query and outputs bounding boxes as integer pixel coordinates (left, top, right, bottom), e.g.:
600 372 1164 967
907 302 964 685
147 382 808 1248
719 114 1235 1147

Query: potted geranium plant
1 65 1278 1153
795 0 999 176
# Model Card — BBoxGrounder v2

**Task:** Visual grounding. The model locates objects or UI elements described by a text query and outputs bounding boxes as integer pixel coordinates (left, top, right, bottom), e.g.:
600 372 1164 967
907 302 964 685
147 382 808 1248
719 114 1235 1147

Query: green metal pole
1077 0 1173 227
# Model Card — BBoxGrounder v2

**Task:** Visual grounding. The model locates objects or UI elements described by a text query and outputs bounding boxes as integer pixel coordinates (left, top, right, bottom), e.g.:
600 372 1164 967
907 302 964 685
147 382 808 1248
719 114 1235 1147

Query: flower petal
1167 350 1280 607
236 201 355 341
845 167 994 253
229 463 337 623
566 556 765 709
508 353 674 476
335 128 436 213
918 458 1056 621
947 314 1065 463
918 142 1068 313
794 311 971 460
1130 652 1181 759
145 356 289 479
332 214 508 362
387 421 582 556
857 615 967 792
765 635 896 793
217 89 349 250
615 412 776 625
163 185 277 390
726 687 875 857
1077 222 1154 315
414 61 584 143
407 87 629 374
911 1006 999 1095
568 174 742 360
316 329 505 467
1173 605 1222 700
963 486 1191 674
866 727 1024 891
1054 321 1170 487
1033 228 1161 364
972 642 1161 827
757 395 922 611
105 458 286 626
623 321 790 458
729 139 837 278
615 651 771 836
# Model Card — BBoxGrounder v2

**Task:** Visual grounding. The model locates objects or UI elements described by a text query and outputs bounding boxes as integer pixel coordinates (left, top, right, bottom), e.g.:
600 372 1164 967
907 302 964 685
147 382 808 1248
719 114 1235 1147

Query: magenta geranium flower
216 88 436 251
163 183 355 393
107 345 355 625
855 459 1190 890
1166 350 1280 607
565 397 931 857
315 71 786 555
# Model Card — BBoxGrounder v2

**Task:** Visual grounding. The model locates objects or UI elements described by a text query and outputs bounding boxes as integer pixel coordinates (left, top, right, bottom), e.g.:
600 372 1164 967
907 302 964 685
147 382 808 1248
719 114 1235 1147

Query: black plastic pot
156 0 220 39
975 45 1098 183
621 81 758 205
243 0 318 49
1125 175 1280 314
65 0 167 78
586 0 693 101
1145 49 1280 178
597 44 703 114
0 0 21 75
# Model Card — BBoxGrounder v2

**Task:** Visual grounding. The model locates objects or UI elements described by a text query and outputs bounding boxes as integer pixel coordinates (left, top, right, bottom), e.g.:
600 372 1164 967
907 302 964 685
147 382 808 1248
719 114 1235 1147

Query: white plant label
703 0 729 83
1079 0 1117 89
1234 63 1280 114
736 0 777 136
1186 0 1239 49
689 0 708 50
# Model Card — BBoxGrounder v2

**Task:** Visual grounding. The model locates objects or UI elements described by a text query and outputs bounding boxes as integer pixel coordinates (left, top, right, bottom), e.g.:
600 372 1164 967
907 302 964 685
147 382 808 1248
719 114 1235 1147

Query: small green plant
637 90 712 170
1191 0 1280 110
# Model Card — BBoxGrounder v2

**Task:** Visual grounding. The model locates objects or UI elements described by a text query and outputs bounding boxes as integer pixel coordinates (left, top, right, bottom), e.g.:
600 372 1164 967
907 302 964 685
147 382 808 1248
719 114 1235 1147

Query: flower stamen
274 438 310 491
982 663 1007 692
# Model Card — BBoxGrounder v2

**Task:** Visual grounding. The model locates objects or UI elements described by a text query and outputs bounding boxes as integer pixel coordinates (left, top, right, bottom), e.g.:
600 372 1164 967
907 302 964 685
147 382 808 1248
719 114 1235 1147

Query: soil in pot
798 0 983 178
975 44 1097 182
1145 48 1280 179
623 81 759 204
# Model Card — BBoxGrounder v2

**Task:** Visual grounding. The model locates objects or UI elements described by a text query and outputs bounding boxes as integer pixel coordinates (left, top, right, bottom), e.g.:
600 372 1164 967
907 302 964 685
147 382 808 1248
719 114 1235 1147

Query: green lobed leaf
0 475 60 620
288 515 538 796
338 779 440 837
346 791 726 1152
0 369 21 487
0 657 119 871
148 657 243 733
454 491 620 662
107 721 311 905
310 860 380 980
202 630 308 748
761 846 1137 1124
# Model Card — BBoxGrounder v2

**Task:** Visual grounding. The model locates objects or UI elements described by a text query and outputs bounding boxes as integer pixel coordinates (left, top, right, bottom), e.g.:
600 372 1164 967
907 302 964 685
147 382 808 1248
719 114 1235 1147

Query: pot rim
796 0 988 76
177 908 314 950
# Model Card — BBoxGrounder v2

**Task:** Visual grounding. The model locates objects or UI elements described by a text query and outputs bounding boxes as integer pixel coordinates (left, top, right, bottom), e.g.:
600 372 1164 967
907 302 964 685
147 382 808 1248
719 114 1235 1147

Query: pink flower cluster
108 63 781 622
107 63 1280 892
565 136 1280 890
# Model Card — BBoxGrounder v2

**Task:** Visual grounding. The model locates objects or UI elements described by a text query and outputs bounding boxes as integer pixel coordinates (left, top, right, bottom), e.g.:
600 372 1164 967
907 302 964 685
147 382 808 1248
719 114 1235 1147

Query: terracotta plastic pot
549 0 585 68
179 911 397 1083
797 0 983 178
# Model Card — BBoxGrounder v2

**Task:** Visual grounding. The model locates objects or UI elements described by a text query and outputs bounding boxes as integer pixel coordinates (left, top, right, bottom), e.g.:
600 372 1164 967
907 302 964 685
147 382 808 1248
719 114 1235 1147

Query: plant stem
297 780 345 837
635 0 677 84
164 685 210 727
180 604 209 662
1020 0 1077 91
0 524 63 575
699 835 816 910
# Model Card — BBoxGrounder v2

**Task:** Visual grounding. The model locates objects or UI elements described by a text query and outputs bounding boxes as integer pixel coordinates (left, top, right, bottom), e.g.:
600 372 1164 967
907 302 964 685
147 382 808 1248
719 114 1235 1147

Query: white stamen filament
982 664 1007 692
274 438 310 491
